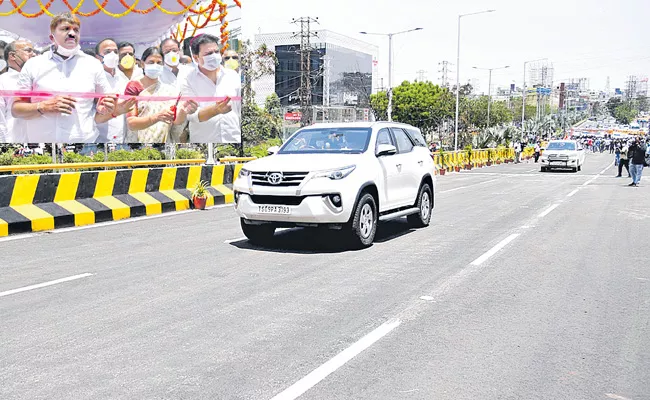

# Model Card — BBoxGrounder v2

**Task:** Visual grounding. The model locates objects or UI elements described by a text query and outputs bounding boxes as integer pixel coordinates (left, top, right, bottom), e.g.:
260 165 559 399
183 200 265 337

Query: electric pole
438 61 451 88
292 16 319 127
416 70 428 82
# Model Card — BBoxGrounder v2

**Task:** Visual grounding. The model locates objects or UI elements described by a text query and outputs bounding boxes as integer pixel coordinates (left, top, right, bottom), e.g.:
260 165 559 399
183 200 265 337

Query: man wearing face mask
223 49 240 73
0 39 36 142
12 12 116 143
159 38 191 88
117 41 144 81
180 34 241 143
93 38 137 143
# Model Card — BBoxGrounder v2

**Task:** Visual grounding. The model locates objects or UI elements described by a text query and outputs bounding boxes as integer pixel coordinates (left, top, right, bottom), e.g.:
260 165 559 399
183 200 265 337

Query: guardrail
431 148 518 173
0 157 259 174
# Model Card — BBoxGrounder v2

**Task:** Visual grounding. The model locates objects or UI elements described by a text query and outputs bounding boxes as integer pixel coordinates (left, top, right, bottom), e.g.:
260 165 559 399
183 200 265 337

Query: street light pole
473 65 509 129
454 9 496 151
360 28 423 123
521 58 547 138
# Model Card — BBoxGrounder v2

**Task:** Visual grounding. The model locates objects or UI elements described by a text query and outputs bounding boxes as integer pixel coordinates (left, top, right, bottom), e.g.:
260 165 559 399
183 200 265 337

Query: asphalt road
1 153 648 400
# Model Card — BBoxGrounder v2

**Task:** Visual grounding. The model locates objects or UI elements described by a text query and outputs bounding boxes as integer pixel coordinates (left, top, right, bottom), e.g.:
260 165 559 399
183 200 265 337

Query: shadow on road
228 219 416 254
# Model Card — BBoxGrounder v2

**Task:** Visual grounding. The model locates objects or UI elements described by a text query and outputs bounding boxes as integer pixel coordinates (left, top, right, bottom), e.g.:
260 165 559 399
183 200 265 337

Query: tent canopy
0 2 188 48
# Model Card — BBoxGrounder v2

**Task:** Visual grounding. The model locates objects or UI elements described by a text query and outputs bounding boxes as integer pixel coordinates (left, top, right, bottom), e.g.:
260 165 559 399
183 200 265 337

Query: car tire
573 165 579 173
578 164 582 172
349 193 377 248
541 166 547 172
407 183 433 228
241 218 275 245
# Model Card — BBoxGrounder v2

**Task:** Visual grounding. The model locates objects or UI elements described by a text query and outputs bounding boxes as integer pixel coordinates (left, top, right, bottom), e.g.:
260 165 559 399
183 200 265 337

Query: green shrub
63 152 93 164
175 148 204 159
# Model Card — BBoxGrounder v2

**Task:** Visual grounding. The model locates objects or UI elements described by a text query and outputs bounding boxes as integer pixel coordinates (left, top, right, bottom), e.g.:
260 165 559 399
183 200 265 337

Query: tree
606 97 622 116
369 91 388 121
636 96 649 112
264 92 282 120
614 102 637 124
240 40 277 105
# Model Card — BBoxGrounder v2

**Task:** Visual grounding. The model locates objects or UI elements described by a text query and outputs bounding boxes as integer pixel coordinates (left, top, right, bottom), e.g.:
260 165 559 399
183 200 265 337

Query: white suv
540 140 586 172
232 122 436 247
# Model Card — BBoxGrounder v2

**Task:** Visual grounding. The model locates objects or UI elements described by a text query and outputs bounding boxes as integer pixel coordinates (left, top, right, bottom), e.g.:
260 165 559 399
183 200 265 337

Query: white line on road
567 188 580 197
0 273 94 298
269 319 402 400
470 234 520 266
224 236 247 244
538 204 560 218
439 179 498 194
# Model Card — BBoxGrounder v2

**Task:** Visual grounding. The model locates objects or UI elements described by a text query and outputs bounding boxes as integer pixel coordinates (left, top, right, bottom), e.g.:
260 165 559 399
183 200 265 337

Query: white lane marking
269 319 401 400
419 296 434 301
439 179 498 194
470 234 519 266
538 204 560 218
526 168 538 172
0 273 93 298
567 188 580 197
0 204 234 242
606 394 631 400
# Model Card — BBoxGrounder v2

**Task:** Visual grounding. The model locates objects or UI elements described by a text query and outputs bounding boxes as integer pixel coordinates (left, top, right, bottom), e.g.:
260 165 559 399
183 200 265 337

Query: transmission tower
291 16 319 126
416 70 428 82
438 61 451 88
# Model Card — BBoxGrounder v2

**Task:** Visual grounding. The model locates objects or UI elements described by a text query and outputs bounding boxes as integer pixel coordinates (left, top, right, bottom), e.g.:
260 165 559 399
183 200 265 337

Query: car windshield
546 142 576 151
279 128 371 154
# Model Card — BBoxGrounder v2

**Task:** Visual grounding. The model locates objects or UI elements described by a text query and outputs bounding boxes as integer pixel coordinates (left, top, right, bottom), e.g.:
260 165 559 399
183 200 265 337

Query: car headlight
238 168 251 179
313 165 356 180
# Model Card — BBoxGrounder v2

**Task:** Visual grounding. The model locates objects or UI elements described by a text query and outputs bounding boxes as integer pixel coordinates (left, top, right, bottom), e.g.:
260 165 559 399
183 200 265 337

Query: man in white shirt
180 34 241 143
159 38 192 89
0 39 36 142
93 38 136 143
12 12 116 143
117 41 144 82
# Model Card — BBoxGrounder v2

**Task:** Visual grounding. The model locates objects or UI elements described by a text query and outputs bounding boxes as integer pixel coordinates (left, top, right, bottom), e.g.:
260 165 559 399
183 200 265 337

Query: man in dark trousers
628 138 647 187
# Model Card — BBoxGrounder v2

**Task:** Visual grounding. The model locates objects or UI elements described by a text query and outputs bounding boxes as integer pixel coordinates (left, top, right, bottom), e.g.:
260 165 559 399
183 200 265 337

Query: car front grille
250 171 309 187
249 195 305 206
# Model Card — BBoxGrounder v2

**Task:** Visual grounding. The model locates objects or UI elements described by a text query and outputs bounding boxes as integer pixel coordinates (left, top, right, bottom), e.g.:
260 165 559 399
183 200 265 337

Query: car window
375 128 395 152
405 128 427 147
546 142 576 151
279 127 371 154
391 128 415 153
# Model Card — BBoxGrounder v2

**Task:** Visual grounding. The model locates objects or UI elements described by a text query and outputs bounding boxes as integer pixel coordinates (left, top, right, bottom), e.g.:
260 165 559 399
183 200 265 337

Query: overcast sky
243 0 650 93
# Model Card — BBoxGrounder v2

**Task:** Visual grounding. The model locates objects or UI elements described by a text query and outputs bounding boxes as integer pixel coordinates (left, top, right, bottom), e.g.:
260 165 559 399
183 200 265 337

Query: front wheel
241 219 276 245
407 183 433 228
349 193 377 248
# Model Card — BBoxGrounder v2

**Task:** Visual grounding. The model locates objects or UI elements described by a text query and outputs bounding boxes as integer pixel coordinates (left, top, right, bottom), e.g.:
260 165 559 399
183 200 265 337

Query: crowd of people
0 12 241 144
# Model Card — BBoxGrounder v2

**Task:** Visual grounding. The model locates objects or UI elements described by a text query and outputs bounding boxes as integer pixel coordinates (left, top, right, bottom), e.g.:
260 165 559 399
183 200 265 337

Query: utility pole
292 16 319 127
438 61 451 88
416 69 427 82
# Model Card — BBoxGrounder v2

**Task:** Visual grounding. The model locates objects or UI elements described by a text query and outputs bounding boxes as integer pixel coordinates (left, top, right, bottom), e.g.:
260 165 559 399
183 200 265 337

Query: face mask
102 52 119 69
0 59 6 71
53 37 80 58
201 53 222 71
144 64 163 79
164 51 180 67
120 54 135 70
224 58 239 71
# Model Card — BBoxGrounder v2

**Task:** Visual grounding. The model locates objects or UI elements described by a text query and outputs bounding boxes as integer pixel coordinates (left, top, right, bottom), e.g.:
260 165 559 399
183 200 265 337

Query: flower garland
62 0 109 17
3 0 204 18
116 0 163 14
171 0 240 53
10 0 53 17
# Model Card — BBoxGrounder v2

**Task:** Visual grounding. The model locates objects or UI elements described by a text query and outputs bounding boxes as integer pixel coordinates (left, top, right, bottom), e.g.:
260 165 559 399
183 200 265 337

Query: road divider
0 163 243 237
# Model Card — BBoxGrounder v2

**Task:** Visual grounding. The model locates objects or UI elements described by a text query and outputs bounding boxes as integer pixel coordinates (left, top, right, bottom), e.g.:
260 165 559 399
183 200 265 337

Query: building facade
253 30 378 108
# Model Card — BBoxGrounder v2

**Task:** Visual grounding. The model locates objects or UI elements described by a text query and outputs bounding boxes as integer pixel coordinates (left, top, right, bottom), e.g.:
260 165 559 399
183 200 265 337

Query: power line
291 16 319 126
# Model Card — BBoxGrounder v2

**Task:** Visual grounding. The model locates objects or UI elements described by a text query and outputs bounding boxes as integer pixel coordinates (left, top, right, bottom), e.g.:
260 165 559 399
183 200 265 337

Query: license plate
550 161 565 165
258 205 290 215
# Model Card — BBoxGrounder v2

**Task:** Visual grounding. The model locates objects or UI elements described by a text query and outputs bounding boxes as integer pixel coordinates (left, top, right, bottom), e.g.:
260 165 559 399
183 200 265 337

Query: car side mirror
376 144 397 157
267 146 280 156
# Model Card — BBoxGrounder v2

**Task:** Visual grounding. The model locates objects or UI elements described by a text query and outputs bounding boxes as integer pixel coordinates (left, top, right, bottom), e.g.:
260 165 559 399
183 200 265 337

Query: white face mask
201 53 222 71
102 52 119 69
144 64 163 79
164 51 180 67
52 37 79 58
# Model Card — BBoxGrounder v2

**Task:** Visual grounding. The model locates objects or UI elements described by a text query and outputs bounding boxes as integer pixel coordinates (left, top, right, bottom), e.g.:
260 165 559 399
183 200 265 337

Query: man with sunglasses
223 50 240 73
0 39 37 142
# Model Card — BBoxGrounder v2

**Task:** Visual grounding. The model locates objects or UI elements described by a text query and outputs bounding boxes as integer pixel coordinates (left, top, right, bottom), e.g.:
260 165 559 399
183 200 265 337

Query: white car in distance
232 122 436 248
540 140 586 172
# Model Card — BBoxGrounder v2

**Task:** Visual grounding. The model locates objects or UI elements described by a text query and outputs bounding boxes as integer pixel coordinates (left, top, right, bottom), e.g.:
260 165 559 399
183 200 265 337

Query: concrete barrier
0 164 243 237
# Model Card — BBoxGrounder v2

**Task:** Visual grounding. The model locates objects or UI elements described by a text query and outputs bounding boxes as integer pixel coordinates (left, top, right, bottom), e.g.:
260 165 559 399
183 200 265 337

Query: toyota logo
267 172 283 185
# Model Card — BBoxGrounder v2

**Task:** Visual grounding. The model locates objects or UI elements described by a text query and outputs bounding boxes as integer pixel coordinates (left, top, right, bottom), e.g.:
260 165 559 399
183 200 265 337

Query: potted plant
464 144 473 170
191 180 210 210
487 149 494 166
438 149 447 175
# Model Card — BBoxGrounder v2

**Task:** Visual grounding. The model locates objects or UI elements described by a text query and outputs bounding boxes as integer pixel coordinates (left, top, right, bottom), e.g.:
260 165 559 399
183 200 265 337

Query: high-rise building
253 30 378 108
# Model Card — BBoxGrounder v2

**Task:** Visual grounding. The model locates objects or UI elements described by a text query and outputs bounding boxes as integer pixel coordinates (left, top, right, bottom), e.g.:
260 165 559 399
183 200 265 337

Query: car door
389 127 419 207
375 128 401 212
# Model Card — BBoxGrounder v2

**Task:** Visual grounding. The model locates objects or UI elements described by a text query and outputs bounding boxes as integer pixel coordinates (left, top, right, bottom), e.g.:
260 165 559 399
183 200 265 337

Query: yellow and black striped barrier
0 163 243 237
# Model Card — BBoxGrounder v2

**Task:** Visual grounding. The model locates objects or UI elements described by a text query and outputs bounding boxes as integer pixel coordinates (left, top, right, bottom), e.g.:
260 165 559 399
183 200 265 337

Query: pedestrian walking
617 142 630 178
628 138 646 187
534 142 541 163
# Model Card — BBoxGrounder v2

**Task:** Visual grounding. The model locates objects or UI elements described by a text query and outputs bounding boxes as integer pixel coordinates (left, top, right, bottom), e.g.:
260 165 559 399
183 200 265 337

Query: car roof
306 121 418 130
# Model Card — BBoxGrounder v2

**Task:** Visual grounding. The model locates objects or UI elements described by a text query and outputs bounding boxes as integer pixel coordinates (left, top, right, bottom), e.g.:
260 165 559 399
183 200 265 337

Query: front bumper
234 192 354 225
541 158 579 168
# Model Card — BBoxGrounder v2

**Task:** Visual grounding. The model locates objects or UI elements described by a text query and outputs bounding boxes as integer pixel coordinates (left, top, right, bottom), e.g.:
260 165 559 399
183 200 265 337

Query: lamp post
473 65 509 128
521 58 548 138
454 9 496 151
360 27 424 121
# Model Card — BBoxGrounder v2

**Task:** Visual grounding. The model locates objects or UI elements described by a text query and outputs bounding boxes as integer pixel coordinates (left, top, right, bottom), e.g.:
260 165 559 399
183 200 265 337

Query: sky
242 0 650 93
